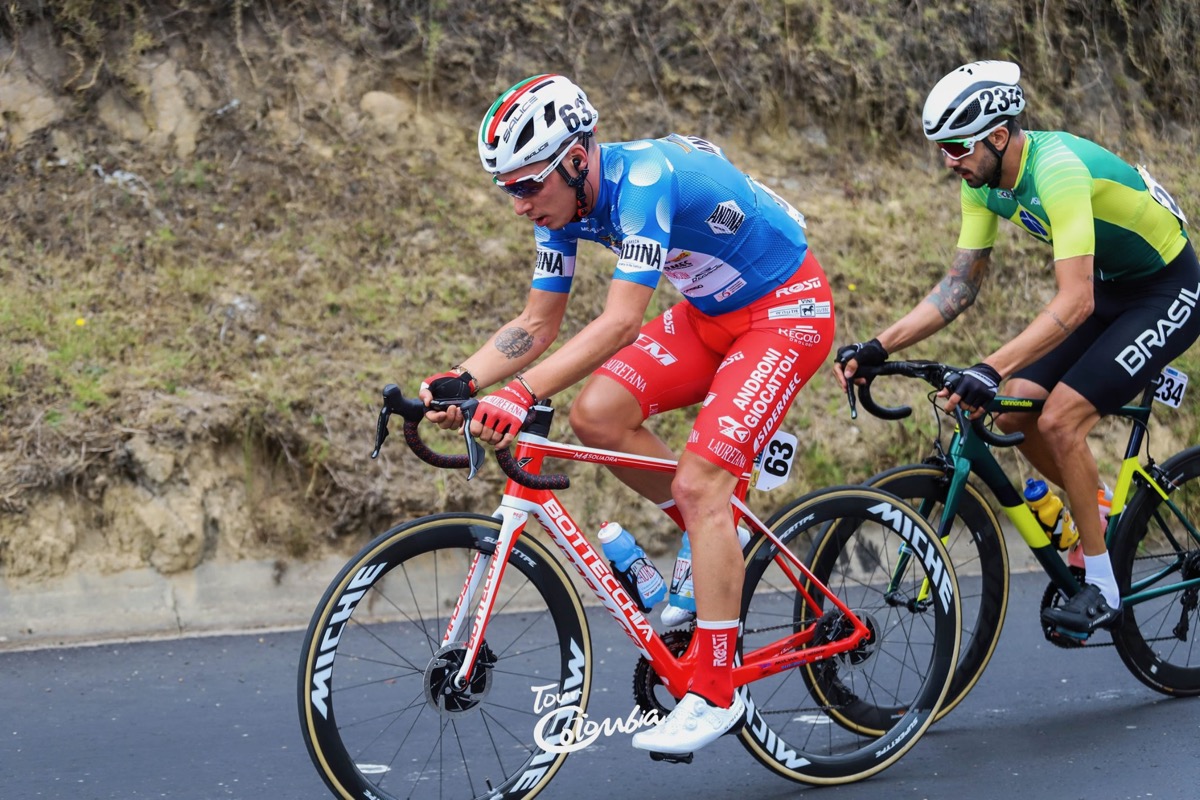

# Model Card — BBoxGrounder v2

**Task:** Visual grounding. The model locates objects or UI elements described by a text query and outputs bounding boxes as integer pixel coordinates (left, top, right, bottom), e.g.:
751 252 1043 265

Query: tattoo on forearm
495 327 534 359
1043 308 1073 334
928 248 991 322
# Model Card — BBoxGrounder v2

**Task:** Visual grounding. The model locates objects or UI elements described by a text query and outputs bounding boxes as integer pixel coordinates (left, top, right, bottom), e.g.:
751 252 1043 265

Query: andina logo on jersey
706 201 745 235
535 248 566 277
617 235 664 273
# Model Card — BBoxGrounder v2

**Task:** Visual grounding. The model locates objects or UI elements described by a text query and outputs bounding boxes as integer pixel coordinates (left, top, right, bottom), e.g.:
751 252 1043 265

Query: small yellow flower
75 317 87 327
848 283 857 292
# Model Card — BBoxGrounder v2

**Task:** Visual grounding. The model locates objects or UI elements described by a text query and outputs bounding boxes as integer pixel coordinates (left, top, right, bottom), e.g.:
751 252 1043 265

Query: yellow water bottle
1023 478 1080 551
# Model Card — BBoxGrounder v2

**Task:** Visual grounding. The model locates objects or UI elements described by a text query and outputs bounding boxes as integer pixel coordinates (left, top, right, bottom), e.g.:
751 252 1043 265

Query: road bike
806 358 1200 722
297 383 962 799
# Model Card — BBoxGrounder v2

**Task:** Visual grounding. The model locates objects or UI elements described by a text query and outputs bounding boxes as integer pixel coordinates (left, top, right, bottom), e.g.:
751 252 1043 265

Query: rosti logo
775 278 823 297
718 415 750 443
706 201 745 235
617 235 664 273
536 249 565 276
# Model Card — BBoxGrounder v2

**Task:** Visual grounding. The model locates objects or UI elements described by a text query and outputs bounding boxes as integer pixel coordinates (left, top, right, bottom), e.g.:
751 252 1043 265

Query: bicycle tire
1109 446 1200 696
298 513 591 800
864 465 1009 720
738 486 960 784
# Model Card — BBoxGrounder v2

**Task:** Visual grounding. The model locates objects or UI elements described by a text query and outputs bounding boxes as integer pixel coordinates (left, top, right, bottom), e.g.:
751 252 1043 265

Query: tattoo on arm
1042 308 1073 334
928 248 991 323
494 327 534 359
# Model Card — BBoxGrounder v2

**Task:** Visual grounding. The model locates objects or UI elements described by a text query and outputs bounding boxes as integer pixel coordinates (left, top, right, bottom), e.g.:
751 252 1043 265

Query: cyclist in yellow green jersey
835 60 1200 636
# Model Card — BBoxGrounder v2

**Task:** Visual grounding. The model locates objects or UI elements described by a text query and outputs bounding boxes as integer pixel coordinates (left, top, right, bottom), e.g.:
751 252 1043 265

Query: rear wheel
298 513 591 800
1110 447 1200 696
865 464 1009 719
738 486 960 784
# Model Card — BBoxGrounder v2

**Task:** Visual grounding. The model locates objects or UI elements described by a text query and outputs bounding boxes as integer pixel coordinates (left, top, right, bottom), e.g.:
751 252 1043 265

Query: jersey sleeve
610 144 676 289
955 184 1000 250
1036 151 1096 261
531 226 578 293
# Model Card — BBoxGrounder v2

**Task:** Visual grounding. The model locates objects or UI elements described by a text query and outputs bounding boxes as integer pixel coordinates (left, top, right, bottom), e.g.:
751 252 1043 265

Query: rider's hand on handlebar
472 380 535 449
940 362 1001 420
419 369 478 430
832 338 888 390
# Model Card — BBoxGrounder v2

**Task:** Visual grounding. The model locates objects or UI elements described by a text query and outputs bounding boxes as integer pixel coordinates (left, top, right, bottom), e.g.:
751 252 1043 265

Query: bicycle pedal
649 751 694 764
1050 626 1090 644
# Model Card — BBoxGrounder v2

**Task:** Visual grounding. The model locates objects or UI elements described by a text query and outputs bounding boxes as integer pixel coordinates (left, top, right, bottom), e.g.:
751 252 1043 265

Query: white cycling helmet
922 60 1025 141
478 74 598 175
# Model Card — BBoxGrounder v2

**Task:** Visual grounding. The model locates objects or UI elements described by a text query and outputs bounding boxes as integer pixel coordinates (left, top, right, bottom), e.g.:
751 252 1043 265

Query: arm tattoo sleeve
927 248 992 323
494 327 534 359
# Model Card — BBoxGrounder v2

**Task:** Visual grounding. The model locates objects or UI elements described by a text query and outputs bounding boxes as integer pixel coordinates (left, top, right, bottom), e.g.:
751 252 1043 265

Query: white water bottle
661 525 751 627
662 533 697 627
598 522 666 610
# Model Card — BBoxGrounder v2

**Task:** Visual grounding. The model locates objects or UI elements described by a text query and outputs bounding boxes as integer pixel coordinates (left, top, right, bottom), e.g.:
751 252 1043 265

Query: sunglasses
936 122 1005 160
494 137 580 199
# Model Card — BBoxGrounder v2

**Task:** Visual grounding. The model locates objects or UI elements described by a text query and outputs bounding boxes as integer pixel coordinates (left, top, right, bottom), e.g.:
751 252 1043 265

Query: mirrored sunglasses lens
498 178 542 198
938 140 972 159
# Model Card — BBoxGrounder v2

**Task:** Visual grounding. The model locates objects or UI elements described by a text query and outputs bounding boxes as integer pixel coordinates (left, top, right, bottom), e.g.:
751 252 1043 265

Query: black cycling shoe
1041 583 1122 634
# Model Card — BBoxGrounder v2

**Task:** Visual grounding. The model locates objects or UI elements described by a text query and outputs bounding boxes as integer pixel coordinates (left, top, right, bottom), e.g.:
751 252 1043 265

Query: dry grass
2 1 1199 559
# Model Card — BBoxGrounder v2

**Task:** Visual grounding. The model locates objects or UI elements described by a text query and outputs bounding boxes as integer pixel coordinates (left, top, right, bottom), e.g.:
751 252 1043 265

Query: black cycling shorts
1014 240 1200 414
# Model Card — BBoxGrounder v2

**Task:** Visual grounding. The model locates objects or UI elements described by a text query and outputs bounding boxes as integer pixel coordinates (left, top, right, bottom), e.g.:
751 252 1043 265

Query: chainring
632 628 693 716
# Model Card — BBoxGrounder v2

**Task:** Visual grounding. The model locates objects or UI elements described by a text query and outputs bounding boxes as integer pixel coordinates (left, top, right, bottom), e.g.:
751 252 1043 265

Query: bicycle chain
1039 552 1199 650
632 628 692 716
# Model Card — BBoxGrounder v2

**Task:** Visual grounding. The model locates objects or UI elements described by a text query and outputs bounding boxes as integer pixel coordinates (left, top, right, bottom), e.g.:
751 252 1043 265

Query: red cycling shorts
595 251 835 474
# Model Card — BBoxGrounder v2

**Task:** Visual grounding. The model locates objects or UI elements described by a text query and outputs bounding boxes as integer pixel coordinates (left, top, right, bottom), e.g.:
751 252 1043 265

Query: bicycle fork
442 506 529 690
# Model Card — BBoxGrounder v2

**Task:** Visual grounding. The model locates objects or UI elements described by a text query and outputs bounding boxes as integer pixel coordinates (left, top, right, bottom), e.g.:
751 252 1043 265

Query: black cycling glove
421 369 478 405
945 363 1002 409
835 338 888 368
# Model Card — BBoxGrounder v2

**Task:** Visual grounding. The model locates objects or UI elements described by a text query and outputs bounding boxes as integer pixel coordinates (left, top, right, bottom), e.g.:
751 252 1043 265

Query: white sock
1083 553 1121 608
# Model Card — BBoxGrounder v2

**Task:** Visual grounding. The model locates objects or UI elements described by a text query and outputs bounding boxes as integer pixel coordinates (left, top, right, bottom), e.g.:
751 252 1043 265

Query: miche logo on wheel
309 561 389 720
868 502 954 612
706 200 746 234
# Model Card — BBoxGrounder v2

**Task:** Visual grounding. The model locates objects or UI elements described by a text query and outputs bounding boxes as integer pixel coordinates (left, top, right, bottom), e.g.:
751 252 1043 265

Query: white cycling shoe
660 603 696 627
631 692 746 755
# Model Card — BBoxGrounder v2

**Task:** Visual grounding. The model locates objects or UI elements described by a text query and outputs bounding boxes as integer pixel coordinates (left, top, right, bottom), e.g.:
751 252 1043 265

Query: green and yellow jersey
956 130 1189 281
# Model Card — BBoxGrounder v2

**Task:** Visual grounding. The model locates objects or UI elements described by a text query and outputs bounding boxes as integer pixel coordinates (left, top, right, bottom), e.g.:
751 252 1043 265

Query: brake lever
458 400 486 481
370 405 391 459
844 376 859 420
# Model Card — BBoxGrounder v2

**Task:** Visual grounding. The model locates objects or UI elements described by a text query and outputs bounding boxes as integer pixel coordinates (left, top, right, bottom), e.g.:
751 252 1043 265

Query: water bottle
661 533 697 626
1023 478 1079 551
1097 483 1114 532
598 522 666 611
661 525 752 627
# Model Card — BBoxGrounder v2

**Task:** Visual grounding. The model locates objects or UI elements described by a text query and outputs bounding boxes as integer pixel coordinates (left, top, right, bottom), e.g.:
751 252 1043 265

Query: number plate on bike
754 429 797 491
1153 365 1188 408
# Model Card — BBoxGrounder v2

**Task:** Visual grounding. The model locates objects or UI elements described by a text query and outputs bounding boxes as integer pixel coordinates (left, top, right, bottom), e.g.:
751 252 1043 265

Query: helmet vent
513 120 535 152
951 99 981 131
543 101 557 126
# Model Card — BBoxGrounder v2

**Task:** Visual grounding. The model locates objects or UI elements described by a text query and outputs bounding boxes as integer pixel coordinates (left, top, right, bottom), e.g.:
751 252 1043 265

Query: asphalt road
2 570 1196 800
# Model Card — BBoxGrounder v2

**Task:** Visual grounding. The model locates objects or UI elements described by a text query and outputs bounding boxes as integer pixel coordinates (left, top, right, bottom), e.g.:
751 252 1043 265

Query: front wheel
298 513 592 800
865 464 1009 720
1110 447 1200 696
738 486 960 784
